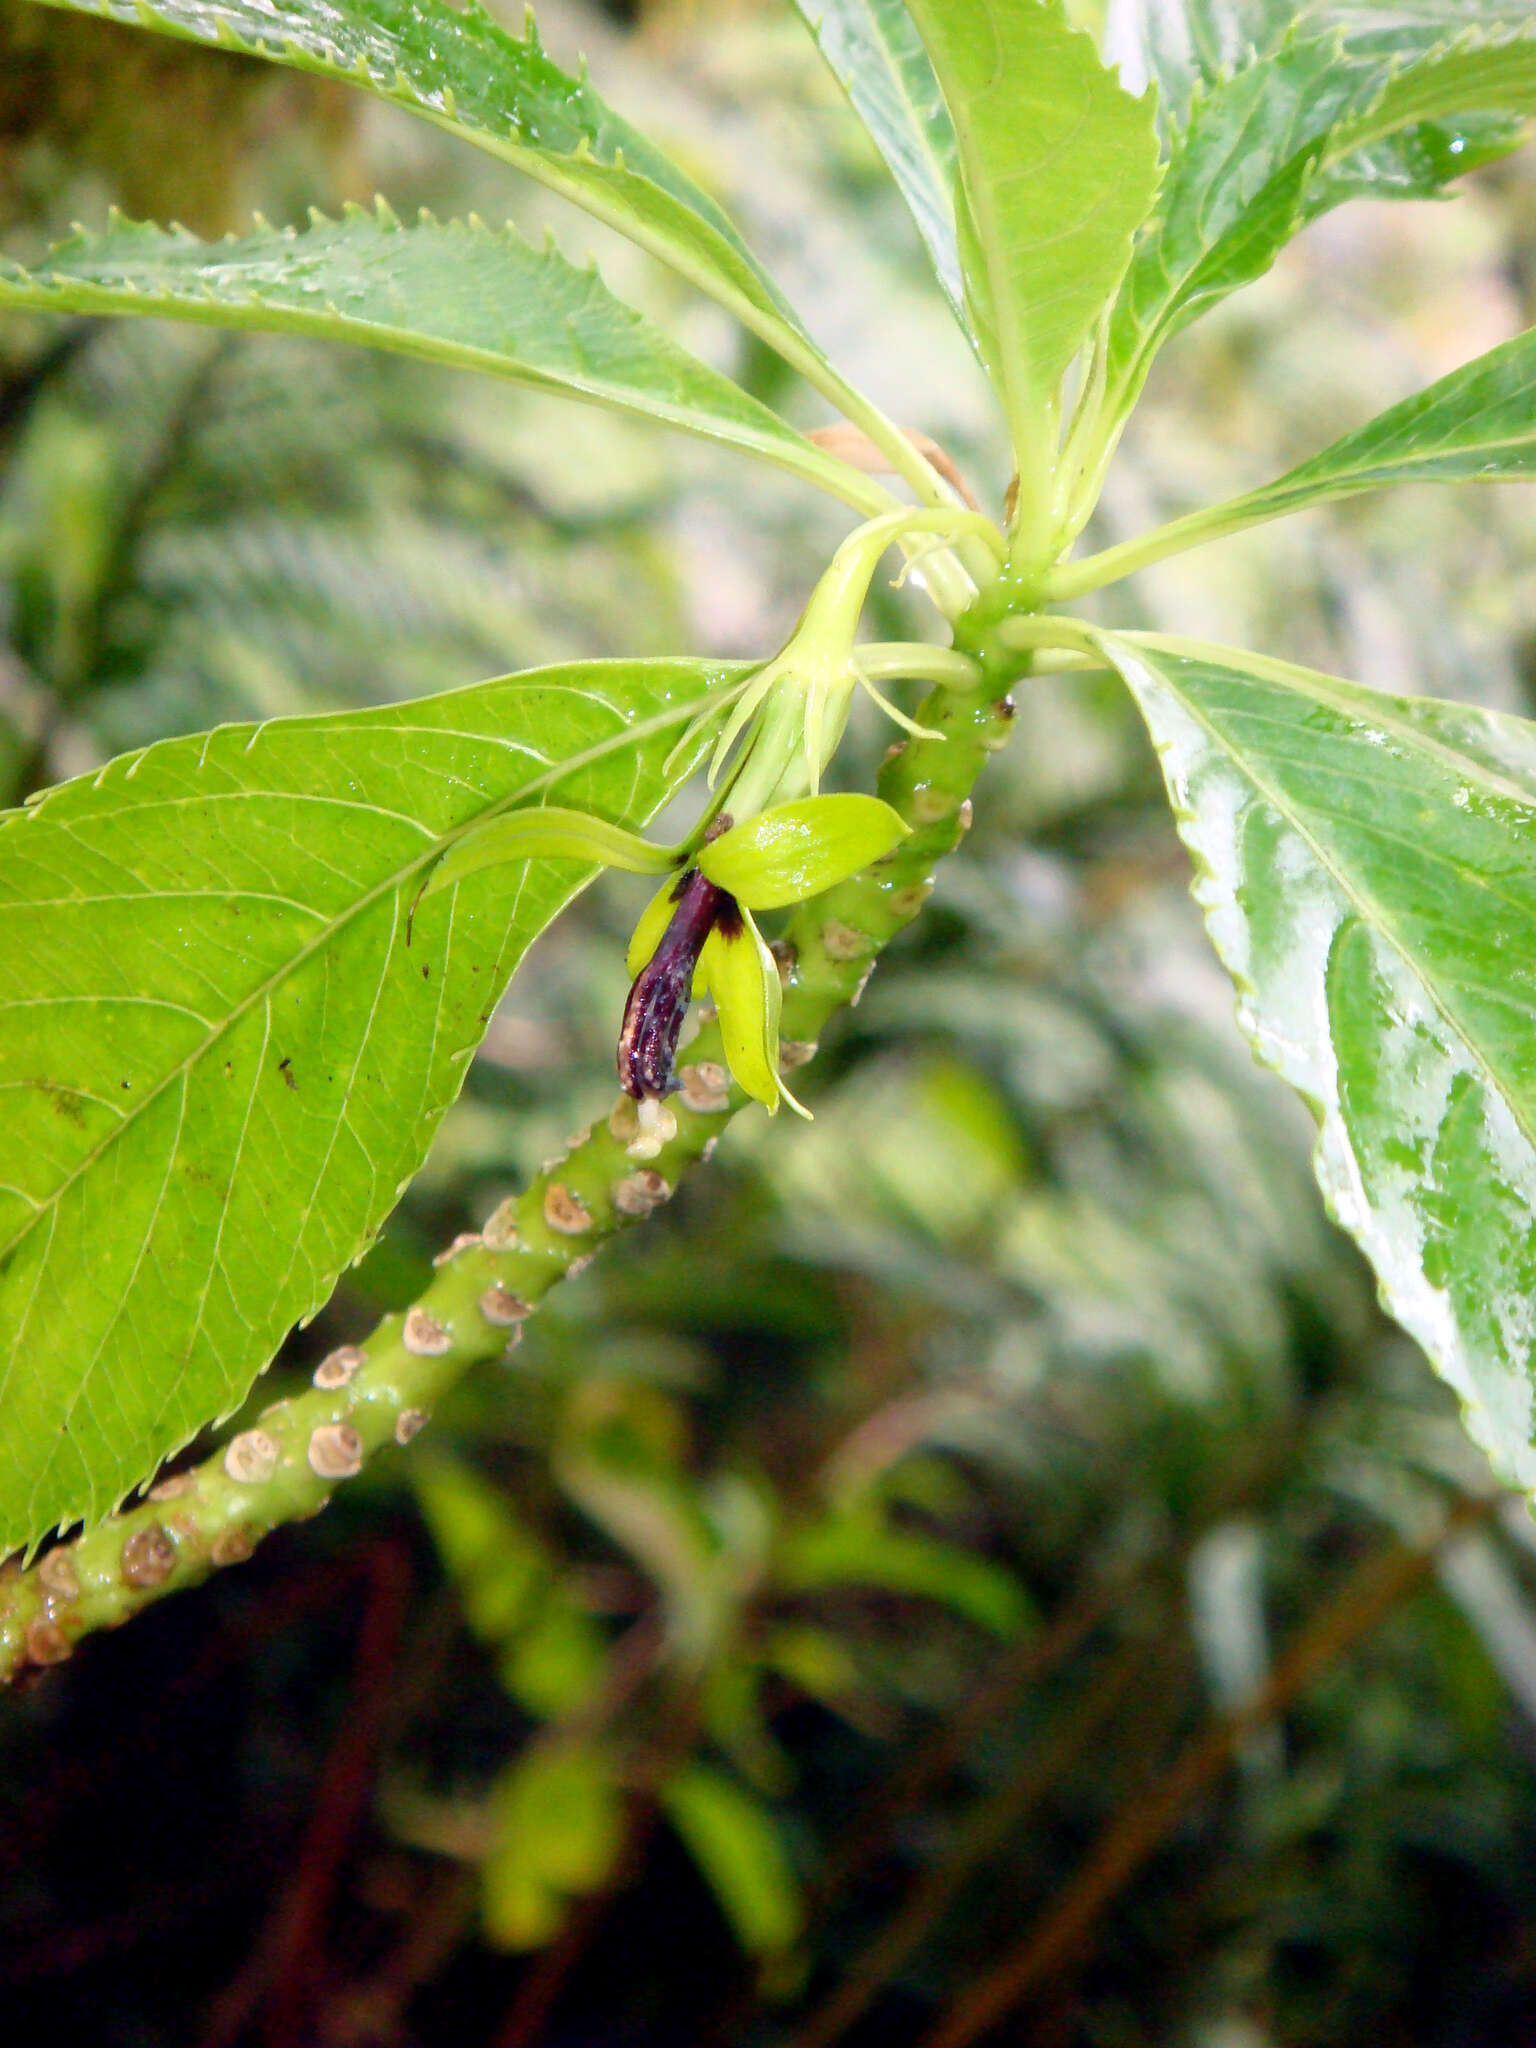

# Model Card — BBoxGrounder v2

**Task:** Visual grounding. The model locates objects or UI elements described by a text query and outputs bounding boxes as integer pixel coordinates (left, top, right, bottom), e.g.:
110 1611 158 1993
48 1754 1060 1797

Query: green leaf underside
1101 632 1536 1493
25 0 816 365
1105 25 1536 424
791 0 968 337
904 0 1160 482
0 210 877 509
0 657 742 1554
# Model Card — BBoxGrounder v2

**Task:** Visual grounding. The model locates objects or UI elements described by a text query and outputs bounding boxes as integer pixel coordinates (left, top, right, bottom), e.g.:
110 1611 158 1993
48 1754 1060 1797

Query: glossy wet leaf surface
0 657 737 1553
29 0 818 366
0 209 871 506
903 0 1160 493
1102 24 1536 428
791 0 967 335
1101 631 1536 1492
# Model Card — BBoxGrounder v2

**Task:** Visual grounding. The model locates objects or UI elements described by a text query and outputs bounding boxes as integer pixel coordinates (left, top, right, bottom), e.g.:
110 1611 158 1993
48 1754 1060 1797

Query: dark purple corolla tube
617 869 743 1099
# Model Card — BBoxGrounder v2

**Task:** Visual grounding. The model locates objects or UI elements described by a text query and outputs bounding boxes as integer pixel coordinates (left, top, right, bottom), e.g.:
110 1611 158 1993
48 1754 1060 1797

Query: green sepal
424 806 676 898
697 796 909 909
700 910 784 1113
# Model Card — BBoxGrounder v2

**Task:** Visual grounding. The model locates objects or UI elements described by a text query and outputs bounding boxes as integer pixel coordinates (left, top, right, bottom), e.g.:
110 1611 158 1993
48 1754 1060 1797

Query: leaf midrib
1258 424 1536 508
0 686 732 1265
1115 636 1536 1166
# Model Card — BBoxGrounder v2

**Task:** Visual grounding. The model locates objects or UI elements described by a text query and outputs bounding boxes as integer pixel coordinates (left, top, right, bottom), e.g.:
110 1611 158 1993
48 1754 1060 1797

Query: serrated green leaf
0 209 885 514
903 0 1161 542
1106 0 1298 130
1100 27 1536 443
661 1765 804 1960
0 656 743 1554
28 0 789 319
21 0 932 500
1099 630 1536 1495
790 0 968 337
1239 322 1536 506
1062 323 1536 591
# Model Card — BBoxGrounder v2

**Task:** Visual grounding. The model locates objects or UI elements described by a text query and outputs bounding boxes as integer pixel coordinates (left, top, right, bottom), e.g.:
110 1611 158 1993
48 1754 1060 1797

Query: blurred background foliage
3 3 1536 2044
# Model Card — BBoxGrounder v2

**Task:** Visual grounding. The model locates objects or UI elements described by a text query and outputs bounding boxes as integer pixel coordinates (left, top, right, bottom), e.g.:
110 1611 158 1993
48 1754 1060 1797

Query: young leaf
1101 27 1536 440
1056 324 1536 593
0 210 886 515
24 0 939 502
903 0 1161 542
1105 0 1298 128
0 656 742 1556
1098 631 1536 1495
790 0 968 338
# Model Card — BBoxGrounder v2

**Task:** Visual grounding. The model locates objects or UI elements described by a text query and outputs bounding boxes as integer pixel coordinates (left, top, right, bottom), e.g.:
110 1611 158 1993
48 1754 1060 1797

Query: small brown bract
395 1408 429 1445
957 799 974 833
224 1429 278 1486
402 1306 452 1357
479 1283 529 1328
544 1182 593 1235
313 1343 365 1390
432 1231 482 1268
148 1470 197 1502
121 1524 176 1589
822 919 871 963
37 1549 80 1602
614 1169 671 1218
480 1199 522 1252
308 1422 364 1480
25 1620 72 1667
211 1526 256 1568
778 1040 817 1073
679 1061 730 1114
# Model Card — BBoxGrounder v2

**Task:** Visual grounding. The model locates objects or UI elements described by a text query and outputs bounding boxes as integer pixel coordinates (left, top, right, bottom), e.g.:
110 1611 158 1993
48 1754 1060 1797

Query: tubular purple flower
617 867 742 1100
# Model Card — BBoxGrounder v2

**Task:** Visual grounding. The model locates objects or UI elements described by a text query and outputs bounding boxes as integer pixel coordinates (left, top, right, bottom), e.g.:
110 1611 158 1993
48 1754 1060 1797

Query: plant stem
913 1489 1501 2048
0 638 1029 1685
